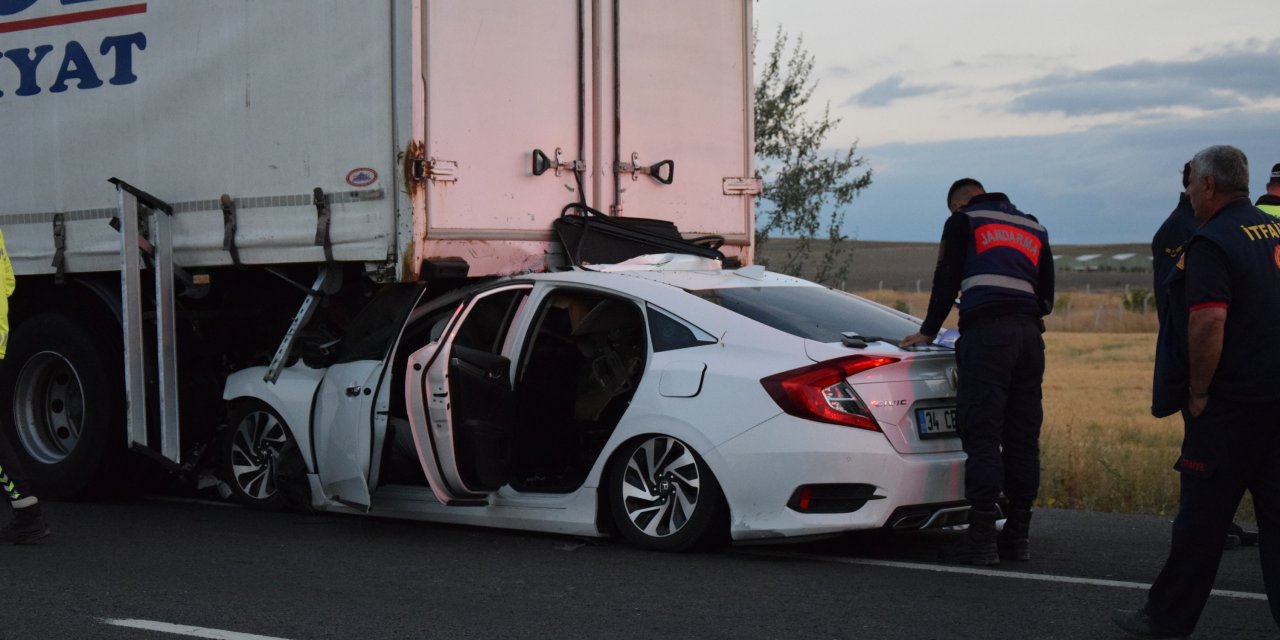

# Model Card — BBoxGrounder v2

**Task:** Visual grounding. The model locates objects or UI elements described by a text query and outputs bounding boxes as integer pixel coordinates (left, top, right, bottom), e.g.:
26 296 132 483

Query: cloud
1007 40 1280 116
834 109 1280 244
846 74 949 108
1009 82 1243 116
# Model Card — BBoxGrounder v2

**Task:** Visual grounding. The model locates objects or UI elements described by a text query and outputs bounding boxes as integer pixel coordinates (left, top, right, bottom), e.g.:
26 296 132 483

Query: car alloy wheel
222 402 292 509
609 434 724 551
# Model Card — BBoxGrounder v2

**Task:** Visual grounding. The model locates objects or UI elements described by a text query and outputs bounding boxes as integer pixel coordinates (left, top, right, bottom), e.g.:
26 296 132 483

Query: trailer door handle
616 152 674 184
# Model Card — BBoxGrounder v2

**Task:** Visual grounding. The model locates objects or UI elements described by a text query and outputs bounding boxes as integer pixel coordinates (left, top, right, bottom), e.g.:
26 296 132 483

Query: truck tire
0 312 126 500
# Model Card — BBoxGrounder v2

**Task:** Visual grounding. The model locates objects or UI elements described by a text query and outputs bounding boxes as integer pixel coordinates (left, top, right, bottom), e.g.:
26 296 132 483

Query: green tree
755 27 873 286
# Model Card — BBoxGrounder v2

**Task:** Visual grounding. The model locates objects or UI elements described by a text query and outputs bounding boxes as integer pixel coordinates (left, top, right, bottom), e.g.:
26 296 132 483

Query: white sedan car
222 258 966 551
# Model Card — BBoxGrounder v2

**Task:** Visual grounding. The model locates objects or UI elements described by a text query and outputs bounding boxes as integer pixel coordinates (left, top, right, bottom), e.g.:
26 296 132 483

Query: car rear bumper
708 414 967 542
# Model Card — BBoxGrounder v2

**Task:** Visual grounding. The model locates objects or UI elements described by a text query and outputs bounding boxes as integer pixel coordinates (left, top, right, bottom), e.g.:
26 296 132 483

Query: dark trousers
954 315 1045 512
0 432 35 503
1144 401 1280 634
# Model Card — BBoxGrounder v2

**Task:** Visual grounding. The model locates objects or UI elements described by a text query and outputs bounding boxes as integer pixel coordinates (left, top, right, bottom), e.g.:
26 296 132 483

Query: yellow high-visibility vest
1259 203 1280 218
0 229 14 359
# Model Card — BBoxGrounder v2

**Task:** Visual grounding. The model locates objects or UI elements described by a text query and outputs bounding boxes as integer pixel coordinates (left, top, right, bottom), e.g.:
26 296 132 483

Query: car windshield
691 285 920 343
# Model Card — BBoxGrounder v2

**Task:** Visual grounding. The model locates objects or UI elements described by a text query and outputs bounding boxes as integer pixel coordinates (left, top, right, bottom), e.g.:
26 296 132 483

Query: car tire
608 434 725 552
0 312 126 500
221 401 295 510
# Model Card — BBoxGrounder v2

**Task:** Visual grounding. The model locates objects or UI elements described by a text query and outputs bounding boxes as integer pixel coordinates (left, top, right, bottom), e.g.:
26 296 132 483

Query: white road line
99 619 292 640
739 550 1268 601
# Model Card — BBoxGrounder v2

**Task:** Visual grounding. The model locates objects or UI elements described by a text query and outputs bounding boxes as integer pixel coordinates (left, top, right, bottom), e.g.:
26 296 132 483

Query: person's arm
1187 306 1225 416
1038 235 1055 315
1183 240 1231 417
0 230 13 300
901 214 966 347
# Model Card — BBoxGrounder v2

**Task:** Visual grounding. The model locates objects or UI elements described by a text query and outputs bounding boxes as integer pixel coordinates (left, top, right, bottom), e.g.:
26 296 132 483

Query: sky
753 0 1280 244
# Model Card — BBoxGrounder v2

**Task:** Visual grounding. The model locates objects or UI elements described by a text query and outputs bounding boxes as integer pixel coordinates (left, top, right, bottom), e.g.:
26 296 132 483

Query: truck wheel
608 435 726 552
0 312 125 500
221 401 294 510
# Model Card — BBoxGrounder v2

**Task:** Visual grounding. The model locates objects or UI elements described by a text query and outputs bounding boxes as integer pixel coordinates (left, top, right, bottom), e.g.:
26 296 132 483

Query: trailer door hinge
723 177 763 196
425 158 458 183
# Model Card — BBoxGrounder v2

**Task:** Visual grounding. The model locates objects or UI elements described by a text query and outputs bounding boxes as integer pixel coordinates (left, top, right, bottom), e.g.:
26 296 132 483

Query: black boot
1 503 51 544
998 508 1032 561
942 507 999 565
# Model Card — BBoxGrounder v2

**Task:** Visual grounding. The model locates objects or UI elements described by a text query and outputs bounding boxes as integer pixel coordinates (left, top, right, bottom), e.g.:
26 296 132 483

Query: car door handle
346 384 363 397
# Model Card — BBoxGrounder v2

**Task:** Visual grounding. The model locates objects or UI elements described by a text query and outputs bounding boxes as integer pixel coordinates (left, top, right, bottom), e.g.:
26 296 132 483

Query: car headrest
571 299 635 336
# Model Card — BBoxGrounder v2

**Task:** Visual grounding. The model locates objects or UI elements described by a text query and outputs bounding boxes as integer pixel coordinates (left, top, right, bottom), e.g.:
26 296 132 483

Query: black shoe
941 508 999 566
997 508 1032 561
0 504 52 545
1110 609 1188 639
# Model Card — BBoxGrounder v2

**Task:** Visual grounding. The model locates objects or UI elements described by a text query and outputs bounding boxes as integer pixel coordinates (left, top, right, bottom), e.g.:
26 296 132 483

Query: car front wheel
608 435 725 551
221 401 294 510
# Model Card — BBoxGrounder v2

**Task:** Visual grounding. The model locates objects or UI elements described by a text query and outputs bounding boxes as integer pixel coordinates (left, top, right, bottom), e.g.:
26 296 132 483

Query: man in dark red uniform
902 178 1055 565
1115 145 1280 638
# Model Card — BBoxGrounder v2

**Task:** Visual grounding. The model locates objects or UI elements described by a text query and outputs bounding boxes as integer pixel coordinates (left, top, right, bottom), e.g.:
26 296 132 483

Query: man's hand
900 332 935 348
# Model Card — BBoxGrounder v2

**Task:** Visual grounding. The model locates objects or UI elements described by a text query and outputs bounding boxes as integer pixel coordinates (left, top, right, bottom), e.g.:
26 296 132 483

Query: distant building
1058 252 1150 272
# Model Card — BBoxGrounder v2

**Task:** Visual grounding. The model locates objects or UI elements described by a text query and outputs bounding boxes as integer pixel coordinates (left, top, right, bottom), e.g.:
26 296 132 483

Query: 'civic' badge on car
869 399 908 407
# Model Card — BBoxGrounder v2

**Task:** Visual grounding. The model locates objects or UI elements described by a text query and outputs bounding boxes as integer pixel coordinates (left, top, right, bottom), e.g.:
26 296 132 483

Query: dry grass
849 289 1253 520
1040 332 1253 520
852 290 1159 334
1041 333 1181 515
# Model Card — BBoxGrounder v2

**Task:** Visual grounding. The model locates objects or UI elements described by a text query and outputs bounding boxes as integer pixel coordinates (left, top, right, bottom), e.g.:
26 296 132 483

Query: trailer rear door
420 2 584 240
610 0 754 242
413 0 754 276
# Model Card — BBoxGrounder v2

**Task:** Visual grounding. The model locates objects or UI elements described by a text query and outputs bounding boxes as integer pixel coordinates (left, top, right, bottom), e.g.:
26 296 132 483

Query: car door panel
312 360 383 509
406 285 531 504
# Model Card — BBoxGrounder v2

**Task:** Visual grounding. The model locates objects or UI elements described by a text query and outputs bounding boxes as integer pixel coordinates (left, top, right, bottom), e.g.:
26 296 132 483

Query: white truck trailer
0 0 756 499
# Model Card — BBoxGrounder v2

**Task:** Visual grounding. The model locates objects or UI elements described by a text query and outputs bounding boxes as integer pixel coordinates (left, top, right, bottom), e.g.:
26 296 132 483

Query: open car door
406 285 531 504
311 284 425 510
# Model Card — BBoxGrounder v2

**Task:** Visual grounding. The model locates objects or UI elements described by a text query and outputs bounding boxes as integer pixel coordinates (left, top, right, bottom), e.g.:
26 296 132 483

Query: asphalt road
0 500 1273 639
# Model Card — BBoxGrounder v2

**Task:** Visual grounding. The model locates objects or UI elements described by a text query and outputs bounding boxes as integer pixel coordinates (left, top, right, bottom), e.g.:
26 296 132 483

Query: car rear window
691 285 920 343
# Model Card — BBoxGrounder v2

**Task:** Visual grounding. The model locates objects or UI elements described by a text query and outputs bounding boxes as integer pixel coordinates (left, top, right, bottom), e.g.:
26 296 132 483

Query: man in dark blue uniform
901 178 1055 565
1151 163 1197 330
1151 162 1257 550
1114 145 1280 638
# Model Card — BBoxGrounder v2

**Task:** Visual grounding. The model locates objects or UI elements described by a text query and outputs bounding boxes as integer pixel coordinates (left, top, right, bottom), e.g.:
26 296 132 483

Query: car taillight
760 355 899 431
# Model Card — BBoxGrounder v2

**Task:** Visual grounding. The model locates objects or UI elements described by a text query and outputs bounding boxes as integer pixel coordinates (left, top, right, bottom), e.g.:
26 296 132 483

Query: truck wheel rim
619 436 701 538
229 409 289 500
13 352 85 465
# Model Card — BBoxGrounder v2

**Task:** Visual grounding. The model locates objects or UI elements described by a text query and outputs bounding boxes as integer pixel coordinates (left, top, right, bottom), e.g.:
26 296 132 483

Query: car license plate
917 407 958 439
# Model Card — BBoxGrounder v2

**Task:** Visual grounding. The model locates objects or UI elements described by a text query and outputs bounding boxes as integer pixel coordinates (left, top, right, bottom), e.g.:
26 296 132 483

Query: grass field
853 290 1160 334
757 238 1154 293
850 289 1253 520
